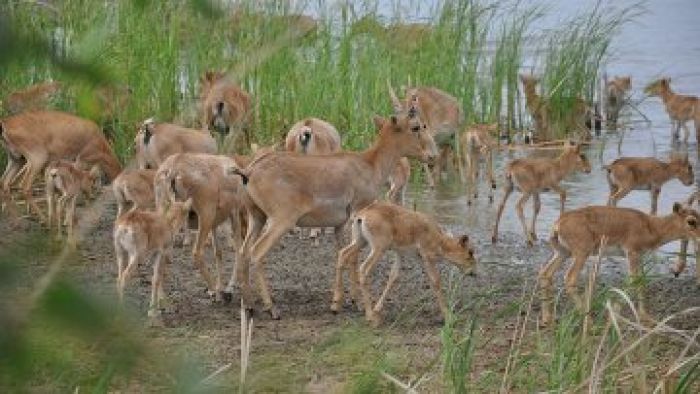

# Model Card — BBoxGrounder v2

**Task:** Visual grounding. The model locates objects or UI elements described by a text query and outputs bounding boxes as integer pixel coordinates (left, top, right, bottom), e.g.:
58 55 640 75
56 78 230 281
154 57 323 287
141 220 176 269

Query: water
408 0 700 260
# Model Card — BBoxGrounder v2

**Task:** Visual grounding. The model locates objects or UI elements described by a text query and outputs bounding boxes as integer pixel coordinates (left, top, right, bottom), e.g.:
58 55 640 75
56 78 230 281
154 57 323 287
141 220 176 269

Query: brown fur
605 76 631 128
200 71 252 153
113 198 192 318
134 118 217 169
520 74 590 141
45 160 100 241
4 81 62 114
284 117 341 155
492 142 592 245
335 201 476 326
538 203 700 325
228 105 438 319
112 169 156 217
155 153 250 301
0 110 121 220
460 123 498 205
388 83 463 187
645 78 700 143
387 157 410 205
605 156 693 214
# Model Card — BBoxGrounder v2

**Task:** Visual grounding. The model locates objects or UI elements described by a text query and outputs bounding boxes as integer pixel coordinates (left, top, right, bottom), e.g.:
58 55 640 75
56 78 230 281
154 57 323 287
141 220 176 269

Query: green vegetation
1 0 636 163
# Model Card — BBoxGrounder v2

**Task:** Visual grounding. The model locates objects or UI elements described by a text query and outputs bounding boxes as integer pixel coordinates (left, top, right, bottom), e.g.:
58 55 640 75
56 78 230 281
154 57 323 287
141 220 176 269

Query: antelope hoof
266 305 280 320
330 299 341 313
491 235 498 244
222 291 233 303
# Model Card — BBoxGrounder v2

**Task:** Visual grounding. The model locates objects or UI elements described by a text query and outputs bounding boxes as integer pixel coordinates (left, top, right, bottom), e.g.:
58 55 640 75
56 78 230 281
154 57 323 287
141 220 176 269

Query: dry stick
584 236 608 339
499 278 538 392
240 301 253 389
380 372 417 394
573 304 700 392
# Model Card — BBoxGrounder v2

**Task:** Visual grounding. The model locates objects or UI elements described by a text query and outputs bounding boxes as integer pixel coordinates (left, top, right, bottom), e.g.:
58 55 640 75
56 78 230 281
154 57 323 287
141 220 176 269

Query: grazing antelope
3 81 62 114
45 160 100 241
645 78 700 143
605 156 694 215
0 111 121 220
539 203 700 325
460 123 498 205
200 71 252 153
112 169 156 217
155 153 249 301
113 198 193 318
388 82 462 187
605 76 631 128
387 157 410 204
336 201 476 326
492 142 592 246
134 118 217 170
228 103 437 319
520 74 591 141
285 117 342 241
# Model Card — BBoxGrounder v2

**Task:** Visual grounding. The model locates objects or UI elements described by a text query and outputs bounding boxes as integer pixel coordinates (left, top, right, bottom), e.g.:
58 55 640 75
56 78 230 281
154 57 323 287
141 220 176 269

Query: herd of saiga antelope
1 71 700 327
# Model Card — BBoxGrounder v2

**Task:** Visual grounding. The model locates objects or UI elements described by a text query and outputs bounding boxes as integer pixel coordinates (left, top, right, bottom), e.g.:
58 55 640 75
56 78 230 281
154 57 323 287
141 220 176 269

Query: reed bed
1 0 636 161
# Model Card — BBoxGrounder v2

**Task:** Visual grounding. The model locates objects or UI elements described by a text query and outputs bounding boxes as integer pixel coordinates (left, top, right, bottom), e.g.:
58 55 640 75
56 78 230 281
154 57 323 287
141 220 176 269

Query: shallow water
407 0 700 265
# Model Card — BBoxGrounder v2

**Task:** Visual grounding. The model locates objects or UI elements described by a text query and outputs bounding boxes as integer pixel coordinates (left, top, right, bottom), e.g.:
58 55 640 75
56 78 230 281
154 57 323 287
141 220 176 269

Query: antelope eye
411 125 421 132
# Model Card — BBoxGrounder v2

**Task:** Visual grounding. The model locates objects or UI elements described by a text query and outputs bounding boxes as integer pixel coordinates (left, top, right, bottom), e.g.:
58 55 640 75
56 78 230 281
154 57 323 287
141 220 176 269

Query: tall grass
0 0 632 164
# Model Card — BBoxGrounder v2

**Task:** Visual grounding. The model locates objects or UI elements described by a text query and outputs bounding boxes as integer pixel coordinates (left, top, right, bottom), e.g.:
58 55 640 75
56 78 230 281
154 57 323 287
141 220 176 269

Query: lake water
405 0 700 259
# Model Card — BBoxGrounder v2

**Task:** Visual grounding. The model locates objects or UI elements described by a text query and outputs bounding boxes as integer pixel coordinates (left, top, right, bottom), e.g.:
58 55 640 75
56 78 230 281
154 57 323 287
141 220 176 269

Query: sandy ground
4 184 700 391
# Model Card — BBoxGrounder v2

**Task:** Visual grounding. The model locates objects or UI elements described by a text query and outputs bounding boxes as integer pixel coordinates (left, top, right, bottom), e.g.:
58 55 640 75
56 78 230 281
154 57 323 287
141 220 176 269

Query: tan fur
674 192 700 282
113 198 192 318
605 156 693 214
645 78 700 143
350 16 430 51
112 169 156 217
492 142 591 245
605 76 631 127
387 157 410 205
45 160 100 241
4 81 62 114
388 83 463 187
538 203 700 325
520 74 590 141
200 71 252 153
335 201 476 326
134 118 217 169
285 117 342 241
155 153 249 301
228 105 437 319
0 110 121 220
460 123 498 205
284 117 341 155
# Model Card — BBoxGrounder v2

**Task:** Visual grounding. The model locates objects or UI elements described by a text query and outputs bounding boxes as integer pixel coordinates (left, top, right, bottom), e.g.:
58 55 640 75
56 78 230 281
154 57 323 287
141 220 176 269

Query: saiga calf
645 78 700 144
492 142 591 245
45 160 100 241
605 156 693 214
336 201 477 326
113 198 192 318
539 203 700 325
460 123 498 206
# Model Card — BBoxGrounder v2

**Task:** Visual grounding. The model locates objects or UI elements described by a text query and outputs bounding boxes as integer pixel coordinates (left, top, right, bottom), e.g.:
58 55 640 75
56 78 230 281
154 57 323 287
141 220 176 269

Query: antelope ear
372 115 386 131
686 216 698 228
673 202 683 214
459 234 470 248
